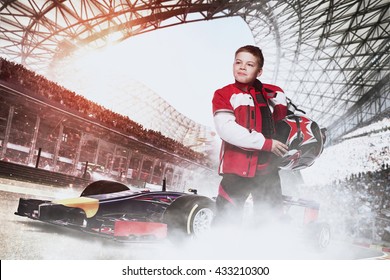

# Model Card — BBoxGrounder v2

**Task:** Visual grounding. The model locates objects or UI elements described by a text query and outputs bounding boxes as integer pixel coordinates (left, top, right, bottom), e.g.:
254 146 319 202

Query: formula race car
15 180 215 241
15 180 331 249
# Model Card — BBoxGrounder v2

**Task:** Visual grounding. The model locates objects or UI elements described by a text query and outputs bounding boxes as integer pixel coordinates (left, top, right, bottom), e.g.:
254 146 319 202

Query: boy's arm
269 91 288 122
213 111 273 151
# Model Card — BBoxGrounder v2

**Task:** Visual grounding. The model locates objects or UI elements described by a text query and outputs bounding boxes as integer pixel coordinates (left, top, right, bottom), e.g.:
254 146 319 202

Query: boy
212 45 289 226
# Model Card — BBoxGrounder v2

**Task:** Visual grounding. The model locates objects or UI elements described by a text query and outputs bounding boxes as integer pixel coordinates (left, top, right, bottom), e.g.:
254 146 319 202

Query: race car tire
306 222 331 251
163 195 215 240
80 180 129 197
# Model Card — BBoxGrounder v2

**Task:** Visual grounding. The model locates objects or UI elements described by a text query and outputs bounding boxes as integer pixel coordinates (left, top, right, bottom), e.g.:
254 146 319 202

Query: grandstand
0 57 216 191
62 77 218 154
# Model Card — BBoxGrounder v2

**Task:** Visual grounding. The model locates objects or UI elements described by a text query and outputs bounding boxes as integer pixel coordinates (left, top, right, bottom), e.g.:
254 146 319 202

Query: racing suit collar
234 79 262 94
234 80 256 93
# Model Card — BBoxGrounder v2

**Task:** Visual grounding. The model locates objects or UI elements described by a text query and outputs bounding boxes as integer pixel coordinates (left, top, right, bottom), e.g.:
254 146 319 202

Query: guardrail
0 160 89 189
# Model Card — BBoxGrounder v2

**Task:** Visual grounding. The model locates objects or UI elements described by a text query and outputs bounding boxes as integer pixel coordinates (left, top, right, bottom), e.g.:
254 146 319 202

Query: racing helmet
274 115 325 170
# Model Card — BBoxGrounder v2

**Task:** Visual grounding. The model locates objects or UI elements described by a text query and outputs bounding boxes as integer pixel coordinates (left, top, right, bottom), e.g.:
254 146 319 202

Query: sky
52 16 255 128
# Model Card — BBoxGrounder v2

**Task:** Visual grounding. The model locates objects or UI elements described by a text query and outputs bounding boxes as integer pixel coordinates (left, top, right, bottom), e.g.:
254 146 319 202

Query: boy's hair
235 45 264 69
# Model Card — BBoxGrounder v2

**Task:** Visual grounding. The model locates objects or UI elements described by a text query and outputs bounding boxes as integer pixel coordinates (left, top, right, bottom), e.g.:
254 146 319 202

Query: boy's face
233 51 263 85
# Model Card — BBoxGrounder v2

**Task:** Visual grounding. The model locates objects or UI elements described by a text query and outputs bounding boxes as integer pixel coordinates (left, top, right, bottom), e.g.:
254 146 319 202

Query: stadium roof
1 0 389 144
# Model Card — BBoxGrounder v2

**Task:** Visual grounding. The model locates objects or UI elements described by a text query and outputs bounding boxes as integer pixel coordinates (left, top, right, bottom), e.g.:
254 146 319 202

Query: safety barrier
0 160 89 190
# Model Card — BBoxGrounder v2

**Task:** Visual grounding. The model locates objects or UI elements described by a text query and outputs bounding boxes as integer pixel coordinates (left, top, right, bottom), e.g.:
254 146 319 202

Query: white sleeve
268 91 287 111
271 91 287 106
213 111 267 150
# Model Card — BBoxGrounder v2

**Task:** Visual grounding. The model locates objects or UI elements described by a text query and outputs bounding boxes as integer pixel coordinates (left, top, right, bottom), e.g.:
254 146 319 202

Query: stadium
0 0 390 261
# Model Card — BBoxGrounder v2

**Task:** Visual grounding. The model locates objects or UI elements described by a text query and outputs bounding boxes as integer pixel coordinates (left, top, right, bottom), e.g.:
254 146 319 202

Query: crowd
0 57 211 167
297 118 390 244
334 166 390 243
327 166 389 243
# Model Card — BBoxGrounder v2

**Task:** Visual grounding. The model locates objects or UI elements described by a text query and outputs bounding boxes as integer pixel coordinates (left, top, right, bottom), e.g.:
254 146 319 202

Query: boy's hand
271 140 288 157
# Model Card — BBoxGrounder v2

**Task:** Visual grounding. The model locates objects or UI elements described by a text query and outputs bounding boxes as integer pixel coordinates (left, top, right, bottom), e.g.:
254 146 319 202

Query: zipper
251 91 257 130
246 151 253 176
246 105 250 129
252 109 256 129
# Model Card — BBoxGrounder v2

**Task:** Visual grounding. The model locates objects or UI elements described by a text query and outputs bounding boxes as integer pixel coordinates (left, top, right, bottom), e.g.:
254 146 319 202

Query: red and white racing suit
212 80 288 225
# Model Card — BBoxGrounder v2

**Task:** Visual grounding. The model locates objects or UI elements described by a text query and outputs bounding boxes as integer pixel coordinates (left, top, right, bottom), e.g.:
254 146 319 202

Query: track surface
0 179 385 260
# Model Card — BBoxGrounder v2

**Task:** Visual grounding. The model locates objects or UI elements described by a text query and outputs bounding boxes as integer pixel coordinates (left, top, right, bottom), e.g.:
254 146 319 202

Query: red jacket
212 80 287 177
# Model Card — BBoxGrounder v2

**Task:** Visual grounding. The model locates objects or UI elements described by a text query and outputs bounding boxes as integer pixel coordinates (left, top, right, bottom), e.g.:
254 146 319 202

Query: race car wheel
163 195 215 240
306 222 331 250
80 180 129 196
